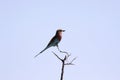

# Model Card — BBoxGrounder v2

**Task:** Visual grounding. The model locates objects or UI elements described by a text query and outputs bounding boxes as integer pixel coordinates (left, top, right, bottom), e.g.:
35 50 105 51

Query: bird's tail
34 47 48 58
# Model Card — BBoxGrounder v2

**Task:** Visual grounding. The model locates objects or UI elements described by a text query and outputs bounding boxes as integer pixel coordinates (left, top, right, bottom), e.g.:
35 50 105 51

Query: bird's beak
62 30 65 32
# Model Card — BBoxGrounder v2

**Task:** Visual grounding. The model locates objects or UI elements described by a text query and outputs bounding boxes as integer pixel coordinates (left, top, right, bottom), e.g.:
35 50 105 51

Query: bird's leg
56 45 62 52
56 45 70 56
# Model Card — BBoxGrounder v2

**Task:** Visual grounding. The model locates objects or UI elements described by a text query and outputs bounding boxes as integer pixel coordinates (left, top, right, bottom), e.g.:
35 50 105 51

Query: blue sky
0 0 120 80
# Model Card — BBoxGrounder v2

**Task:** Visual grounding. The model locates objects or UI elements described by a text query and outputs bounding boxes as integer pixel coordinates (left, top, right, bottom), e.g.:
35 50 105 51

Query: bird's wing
47 36 59 47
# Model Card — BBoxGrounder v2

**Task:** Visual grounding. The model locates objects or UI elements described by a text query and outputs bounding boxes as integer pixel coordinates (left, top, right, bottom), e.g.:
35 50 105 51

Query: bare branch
70 57 77 63
64 56 67 61
52 51 62 61
64 57 77 65
52 51 77 80
65 63 74 65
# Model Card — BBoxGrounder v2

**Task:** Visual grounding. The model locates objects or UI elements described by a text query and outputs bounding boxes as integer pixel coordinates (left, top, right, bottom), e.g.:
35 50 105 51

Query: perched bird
34 29 65 57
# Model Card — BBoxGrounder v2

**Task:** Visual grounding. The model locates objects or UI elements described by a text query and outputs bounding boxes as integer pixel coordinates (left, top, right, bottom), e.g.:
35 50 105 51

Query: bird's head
57 29 65 32
56 29 65 36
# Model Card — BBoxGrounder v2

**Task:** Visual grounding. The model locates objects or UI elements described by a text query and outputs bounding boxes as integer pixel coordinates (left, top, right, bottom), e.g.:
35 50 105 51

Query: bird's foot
59 50 70 57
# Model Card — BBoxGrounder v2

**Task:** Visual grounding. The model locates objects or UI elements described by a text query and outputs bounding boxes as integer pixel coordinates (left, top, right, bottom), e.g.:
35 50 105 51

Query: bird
34 29 65 58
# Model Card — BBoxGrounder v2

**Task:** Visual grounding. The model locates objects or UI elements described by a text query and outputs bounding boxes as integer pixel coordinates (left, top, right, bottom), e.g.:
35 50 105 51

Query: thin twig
65 57 77 65
65 63 74 65
52 51 62 61
70 57 77 63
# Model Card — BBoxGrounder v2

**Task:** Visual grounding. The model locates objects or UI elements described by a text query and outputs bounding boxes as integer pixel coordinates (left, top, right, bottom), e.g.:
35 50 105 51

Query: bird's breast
57 35 62 41
56 32 62 41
